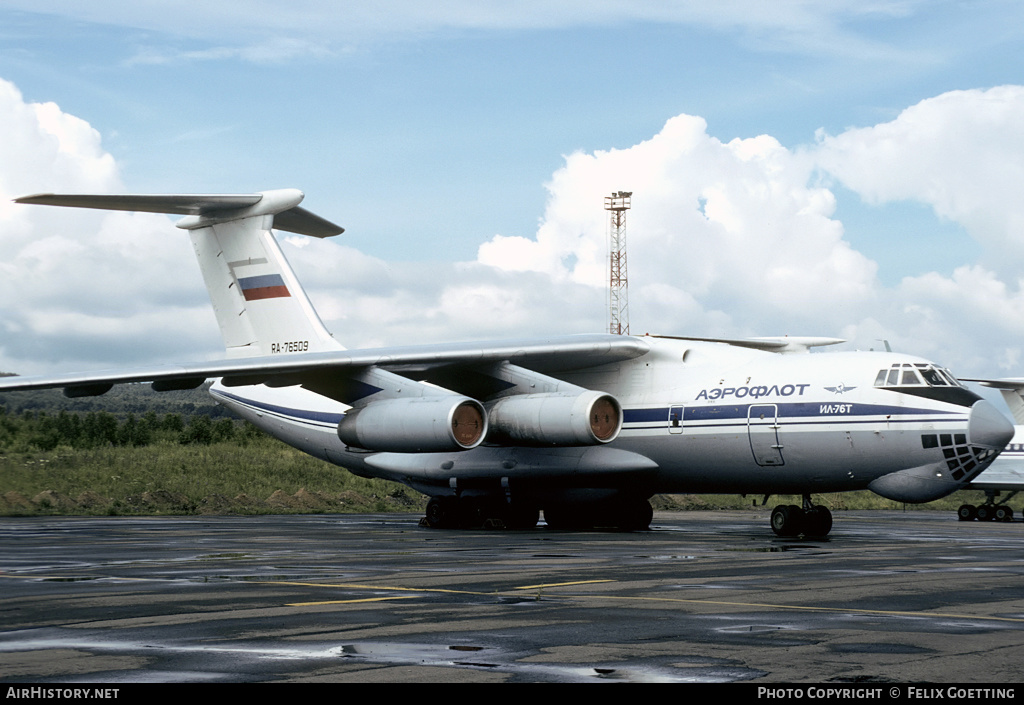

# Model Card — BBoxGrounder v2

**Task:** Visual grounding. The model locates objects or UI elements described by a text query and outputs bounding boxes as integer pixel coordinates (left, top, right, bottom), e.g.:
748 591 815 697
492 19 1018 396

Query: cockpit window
940 368 962 386
874 363 964 389
901 370 922 386
919 367 946 386
874 362 979 407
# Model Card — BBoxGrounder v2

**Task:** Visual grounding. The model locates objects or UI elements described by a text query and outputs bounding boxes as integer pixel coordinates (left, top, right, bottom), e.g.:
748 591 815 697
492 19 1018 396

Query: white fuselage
210 337 1008 505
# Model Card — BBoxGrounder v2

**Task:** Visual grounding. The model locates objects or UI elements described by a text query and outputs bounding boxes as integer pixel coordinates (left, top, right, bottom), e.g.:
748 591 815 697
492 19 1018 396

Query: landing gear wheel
770 504 805 537
425 497 459 529
803 506 833 537
994 505 1014 522
976 504 994 521
958 504 977 521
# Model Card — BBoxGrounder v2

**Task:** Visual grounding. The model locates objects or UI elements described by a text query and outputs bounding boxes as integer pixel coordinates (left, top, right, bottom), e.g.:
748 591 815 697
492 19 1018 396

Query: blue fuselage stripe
624 402 954 424
213 389 345 427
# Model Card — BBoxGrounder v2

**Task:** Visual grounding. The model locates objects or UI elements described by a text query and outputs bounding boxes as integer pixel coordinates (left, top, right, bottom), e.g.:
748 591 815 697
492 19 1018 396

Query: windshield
874 363 964 390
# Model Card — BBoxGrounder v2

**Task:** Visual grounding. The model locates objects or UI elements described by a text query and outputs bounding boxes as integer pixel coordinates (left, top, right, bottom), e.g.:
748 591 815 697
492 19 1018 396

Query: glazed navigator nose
969 400 1015 450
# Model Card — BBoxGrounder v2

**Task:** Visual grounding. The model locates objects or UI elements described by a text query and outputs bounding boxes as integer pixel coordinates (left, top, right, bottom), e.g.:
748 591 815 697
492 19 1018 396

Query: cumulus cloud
0 78 215 374
814 86 1024 269
479 114 879 336
813 86 1024 370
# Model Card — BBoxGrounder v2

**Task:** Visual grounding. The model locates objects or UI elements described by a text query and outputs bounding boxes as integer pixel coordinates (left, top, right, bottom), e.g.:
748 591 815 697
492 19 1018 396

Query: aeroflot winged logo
238 274 291 300
824 384 857 395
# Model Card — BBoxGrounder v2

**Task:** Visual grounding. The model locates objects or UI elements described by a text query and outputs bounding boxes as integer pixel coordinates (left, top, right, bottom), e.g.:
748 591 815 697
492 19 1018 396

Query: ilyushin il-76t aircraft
1 189 1015 537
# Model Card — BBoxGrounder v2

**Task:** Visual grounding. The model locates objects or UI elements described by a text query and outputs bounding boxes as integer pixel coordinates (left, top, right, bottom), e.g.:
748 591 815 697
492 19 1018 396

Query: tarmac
1 510 1022 683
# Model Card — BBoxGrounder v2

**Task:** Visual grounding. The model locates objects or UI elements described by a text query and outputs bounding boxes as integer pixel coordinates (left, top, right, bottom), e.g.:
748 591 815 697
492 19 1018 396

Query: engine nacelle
486 391 622 446
338 397 487 452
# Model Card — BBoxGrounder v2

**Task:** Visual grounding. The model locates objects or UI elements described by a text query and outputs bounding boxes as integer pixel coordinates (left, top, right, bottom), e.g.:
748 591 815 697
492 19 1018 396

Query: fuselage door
668 405 684 434
748 403 784 467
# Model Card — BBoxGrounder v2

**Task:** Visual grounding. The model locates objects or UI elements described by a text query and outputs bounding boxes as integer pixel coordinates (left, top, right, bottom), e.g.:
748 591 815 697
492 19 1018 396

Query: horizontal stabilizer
271 206 346 238
14 193 261 215
14 190 343 238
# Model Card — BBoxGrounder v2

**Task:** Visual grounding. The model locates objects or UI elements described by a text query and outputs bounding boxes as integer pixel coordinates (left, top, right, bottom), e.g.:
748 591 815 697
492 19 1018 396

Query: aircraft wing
0 334 650 399
647 334 845 354
962 377 1024 389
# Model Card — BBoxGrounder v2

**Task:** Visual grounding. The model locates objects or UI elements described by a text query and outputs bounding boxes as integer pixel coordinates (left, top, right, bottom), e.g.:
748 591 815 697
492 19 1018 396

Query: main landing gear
957 490 1016 522
424 496 540 530
770 495 833 538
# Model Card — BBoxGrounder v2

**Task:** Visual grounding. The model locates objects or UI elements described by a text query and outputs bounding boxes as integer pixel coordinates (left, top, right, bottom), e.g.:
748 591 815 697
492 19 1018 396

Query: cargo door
748 404 784 467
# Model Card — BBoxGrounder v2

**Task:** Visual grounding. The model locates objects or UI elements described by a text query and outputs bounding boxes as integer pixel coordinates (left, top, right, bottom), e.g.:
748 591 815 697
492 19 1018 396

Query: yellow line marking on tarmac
259 581 480 595
288 596 419 607
514 580 615 590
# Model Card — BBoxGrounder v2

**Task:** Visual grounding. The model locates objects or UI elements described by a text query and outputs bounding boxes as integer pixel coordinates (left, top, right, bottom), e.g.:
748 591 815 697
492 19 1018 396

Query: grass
0 439 426 516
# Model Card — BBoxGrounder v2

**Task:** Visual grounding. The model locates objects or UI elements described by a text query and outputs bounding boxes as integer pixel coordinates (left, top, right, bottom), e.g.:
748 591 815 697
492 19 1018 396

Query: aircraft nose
969 399 1015 450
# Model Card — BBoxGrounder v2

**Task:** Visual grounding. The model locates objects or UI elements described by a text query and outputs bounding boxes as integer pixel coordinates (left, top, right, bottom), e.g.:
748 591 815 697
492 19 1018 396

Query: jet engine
486 391 623 446
338 397 487 452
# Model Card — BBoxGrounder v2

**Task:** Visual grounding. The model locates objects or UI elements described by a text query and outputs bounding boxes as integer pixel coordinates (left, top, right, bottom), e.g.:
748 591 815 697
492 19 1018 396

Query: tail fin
997 387 1024 425
14 189 344 357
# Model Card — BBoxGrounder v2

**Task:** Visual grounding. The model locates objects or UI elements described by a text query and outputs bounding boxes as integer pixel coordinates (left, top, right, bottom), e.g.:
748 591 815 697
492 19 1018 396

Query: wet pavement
1 510 1022 683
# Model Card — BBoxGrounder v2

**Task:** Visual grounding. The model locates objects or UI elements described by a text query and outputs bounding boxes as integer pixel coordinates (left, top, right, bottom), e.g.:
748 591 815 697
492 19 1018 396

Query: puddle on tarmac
334 641 761 682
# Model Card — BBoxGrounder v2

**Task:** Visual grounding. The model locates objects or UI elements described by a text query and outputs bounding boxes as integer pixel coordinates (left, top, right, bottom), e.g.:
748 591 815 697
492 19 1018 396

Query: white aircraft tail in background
2 189 1016 536
957 377 1024 522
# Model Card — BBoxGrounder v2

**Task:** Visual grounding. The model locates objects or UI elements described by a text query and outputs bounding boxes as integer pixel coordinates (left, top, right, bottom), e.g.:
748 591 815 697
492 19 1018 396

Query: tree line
0 407 266 452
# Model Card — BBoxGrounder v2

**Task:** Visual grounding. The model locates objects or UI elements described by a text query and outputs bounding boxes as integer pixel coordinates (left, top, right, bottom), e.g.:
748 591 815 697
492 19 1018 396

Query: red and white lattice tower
605 191 631 335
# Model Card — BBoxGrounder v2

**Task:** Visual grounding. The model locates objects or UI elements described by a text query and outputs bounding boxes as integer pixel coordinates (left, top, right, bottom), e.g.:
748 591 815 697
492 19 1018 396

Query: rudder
186 212 341 357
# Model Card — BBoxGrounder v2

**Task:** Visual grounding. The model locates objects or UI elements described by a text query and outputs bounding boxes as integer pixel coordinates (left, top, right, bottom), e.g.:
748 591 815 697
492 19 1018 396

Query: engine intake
338 397 487 452
486 391 623 446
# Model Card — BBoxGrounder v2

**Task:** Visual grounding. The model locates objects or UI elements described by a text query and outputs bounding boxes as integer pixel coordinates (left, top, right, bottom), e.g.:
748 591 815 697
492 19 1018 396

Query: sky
3 1 1024 383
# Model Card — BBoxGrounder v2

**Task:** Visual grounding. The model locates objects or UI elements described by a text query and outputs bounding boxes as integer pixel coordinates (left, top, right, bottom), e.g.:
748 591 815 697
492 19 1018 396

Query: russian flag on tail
238 274 291 300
